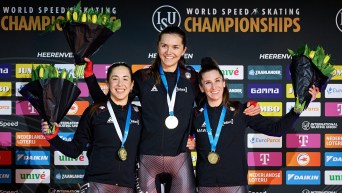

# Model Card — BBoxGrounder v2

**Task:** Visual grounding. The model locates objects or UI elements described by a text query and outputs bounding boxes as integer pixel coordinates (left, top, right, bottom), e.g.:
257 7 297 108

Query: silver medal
165 116 178 129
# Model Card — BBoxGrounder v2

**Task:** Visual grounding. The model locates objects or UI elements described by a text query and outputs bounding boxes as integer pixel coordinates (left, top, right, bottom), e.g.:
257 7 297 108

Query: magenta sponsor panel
15 101 38 115
247 152 282 166
325 102 342 116
93 64 112 79
0 132 11 146
286 134 321 148
77 82 89 97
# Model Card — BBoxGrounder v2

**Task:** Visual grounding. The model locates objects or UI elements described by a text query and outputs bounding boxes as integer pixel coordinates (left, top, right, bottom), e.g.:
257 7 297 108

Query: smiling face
107 65 134 105
199 69 226 107
158 33 187 72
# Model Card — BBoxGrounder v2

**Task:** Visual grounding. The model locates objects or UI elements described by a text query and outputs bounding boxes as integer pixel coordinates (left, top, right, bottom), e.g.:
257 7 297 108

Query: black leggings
198 185 249 193
138 152 196 193
85 182 134 193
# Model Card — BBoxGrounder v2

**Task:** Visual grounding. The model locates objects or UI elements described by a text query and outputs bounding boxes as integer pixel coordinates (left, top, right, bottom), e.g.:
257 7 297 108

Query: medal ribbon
159 65 180 116
107 101 132 148
203 103 226 152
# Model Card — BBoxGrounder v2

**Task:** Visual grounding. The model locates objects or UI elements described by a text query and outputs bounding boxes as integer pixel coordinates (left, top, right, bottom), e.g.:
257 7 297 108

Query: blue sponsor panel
286 170 320 185
15 150 50 165
54 169 85 184
247 84 282 98
0 169 11 183
0 64 12 79
248 65 282 80
228 83 244 99
325 152 342 166
58 132 74 142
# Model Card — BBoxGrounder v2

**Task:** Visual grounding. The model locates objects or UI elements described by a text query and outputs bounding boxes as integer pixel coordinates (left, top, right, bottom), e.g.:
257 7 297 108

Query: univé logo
15 169 50 184
152 5 181 32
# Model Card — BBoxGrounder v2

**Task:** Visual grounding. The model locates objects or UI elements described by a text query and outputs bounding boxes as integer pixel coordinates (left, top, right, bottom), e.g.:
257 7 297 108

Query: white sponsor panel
247 133 282 148
54 151 89 165
15 82 28 97
325 84 342 98
325 170 342 185
0 100 11 115
219 65 244 80
286 102 321 117
15 169 50 184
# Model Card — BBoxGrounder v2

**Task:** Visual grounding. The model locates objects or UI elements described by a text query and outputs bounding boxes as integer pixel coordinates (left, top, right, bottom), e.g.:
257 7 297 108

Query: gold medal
118 147 128 161
208 152 220 164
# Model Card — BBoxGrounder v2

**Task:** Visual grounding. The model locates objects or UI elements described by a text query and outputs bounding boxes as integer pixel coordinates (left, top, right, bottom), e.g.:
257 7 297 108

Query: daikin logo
325 152 342 166
286 170 320 185
152 5 181 32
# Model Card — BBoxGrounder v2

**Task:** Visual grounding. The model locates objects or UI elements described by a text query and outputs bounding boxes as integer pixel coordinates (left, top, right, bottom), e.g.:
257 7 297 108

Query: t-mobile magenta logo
337 104 342 115
260 153 270 165
298 135 309 147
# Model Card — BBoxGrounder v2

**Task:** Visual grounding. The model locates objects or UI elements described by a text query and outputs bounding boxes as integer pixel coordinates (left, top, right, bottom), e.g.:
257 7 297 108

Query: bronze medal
118 147 128 161
208 152 220 164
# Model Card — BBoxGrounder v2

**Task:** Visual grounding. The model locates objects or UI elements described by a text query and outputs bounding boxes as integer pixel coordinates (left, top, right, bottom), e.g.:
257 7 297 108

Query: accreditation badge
165 115 178 129
118 147 128 161
208 151 220 164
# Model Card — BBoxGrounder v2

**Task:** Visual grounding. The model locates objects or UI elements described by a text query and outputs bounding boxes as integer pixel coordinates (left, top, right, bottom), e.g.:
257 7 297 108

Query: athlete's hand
41 119 59 140
244 100 261 116
186 135 196 150
84 57 93 78
309 85 320 102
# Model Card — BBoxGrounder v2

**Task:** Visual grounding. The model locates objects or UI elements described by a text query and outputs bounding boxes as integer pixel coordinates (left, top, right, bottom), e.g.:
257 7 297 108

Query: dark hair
89 62 133 116
198 57 239 111
151 26 187 84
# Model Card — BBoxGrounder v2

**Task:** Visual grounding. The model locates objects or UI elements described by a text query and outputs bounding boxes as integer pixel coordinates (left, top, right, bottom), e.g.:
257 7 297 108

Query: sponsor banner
15 82 28 97
0 120 18 128
219 65 244 80
248 170 282 185
286 102 321 117
98 82 109 95
301 121 338 131
66 101 89 116
0 169 11 183
325 134 342 148
93 64 112 79
286 152 321 166
0 151 12 165
0 100 11 115
331 65 342 80
286 170 320 185
325 102 342 117
0 64 11 79
15 169 50 184
247 152 282 166
0 132 11 147
54 64 75 78
77 82 89 97
58 132 74 141
286 64 291 80
325 84 342 98
247 84 282 98
0 82 11 97
228 83 244 99
325 170 342 185
131 64 151 73
247 134 282 148
54 169 85 184
191 151 197 167
286 134 321 148
15 64 49 79
325 152 342 166
58 121 79 128
15 132 50 147
15 100 38 115
259 102 282 117
247 65 282 80
15 150 50 165
54 151 89 165
286 83 321 99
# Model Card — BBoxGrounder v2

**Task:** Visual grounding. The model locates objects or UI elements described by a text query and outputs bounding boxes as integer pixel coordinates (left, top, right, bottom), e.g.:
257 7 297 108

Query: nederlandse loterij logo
336 8 342 32
152 5 181 32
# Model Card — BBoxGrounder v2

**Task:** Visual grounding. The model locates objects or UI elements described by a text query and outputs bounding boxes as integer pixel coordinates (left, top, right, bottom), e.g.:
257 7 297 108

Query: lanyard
107 101 131 147
159 65 180 116
203 103 226 152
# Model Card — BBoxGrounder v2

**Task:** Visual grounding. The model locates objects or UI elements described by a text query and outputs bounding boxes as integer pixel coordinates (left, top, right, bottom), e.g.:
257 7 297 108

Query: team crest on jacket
99 105 106 109
151 85 158 92
107 117 113 123
185 72 191 79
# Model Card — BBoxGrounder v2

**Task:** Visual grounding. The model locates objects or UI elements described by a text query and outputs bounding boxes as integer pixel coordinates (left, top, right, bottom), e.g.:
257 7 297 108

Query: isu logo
152 5 181 32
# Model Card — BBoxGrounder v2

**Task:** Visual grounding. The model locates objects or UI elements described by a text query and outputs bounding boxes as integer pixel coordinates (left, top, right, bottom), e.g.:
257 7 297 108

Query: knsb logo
286 134 321 148
15 169 50 184
286 170 320 185
286 152 321 166
247 152 282 166
152 5 181 32
54 151 89 165
247 134 282 148
325 152 342 166
259 102 282 117
336 9 342 32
